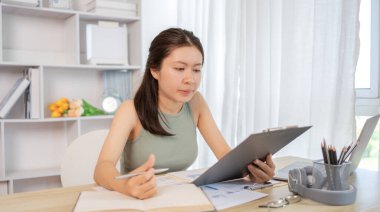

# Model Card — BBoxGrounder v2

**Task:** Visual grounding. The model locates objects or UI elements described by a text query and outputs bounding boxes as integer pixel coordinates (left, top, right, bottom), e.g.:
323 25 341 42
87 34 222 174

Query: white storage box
86 22 128 65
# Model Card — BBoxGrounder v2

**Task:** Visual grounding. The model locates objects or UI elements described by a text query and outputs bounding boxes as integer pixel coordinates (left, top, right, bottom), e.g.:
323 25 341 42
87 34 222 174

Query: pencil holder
313 159 351 191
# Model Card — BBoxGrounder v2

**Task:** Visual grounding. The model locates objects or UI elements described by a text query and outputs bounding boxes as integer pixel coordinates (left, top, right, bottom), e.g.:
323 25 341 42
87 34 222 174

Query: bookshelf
0 1 142 195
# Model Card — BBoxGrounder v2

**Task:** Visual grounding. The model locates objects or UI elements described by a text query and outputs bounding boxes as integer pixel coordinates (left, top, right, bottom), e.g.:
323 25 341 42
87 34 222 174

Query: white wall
141 0 178 67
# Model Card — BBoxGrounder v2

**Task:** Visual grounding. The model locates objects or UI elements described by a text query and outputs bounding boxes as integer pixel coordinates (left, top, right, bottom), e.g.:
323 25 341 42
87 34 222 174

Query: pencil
115 168 169 180
332 146 338 165
328 146 334 165
337 146 346 165
342 143 358 163
324 139 330 164
321 142 328 163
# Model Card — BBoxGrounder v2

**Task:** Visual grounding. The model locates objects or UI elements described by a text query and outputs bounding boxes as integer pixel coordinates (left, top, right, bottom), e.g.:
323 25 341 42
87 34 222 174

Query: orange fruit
51 111 61 118
49 103 57 111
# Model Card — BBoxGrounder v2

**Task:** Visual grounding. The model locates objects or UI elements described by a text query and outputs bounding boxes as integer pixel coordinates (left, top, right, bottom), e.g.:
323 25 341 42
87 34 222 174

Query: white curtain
178 0 360 168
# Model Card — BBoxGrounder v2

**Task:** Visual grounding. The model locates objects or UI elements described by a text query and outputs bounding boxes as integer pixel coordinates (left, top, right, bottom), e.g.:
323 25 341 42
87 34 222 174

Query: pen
115 168 169 180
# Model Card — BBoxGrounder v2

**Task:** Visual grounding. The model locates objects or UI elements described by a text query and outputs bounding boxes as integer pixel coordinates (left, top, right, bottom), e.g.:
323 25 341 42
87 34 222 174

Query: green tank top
121 102 198 173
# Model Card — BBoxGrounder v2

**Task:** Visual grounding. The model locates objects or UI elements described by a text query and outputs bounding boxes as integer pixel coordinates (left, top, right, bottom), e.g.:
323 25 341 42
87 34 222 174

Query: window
355 0 380 171
355 0 379 98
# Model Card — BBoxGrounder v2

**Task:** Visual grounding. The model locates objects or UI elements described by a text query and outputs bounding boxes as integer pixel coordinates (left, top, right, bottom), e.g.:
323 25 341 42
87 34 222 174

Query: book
0 77 30 119
89 7 137 19
28 68 41 119
86 0 137 11
73 184 214 212
43 0 72 9
2 0 39 7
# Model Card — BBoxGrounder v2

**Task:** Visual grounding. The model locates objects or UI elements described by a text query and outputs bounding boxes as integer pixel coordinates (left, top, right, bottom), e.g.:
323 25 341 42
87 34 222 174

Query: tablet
193 126 312 186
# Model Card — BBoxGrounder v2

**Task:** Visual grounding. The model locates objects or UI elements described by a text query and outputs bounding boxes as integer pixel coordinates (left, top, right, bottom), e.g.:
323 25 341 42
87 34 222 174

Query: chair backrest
60 129 120 187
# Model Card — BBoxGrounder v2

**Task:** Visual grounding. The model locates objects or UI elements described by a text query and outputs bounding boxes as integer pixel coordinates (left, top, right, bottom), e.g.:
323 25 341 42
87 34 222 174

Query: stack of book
2 0 40 7
86 0 137 19
43 0 72 10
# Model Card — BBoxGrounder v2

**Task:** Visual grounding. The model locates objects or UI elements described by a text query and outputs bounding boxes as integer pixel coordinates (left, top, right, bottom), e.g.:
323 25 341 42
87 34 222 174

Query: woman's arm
94 100 157 199
190 92 230 159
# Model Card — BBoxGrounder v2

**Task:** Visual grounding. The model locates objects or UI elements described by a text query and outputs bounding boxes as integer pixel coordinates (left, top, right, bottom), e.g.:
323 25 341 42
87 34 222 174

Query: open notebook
73 184 213 212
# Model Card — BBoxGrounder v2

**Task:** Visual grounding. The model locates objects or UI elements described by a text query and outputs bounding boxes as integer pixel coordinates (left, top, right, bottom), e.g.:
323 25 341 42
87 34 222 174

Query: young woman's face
151 46 203 104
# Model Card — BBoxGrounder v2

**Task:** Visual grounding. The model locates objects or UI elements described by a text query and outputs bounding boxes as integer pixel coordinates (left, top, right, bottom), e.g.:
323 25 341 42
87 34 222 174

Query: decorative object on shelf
2 0 40 7
0 77 30 119
86 21 128 65
80 99 106 116
43 0 72 10
49 98 105 117
103 69 132 100
102 89 122 114
49 97 70 117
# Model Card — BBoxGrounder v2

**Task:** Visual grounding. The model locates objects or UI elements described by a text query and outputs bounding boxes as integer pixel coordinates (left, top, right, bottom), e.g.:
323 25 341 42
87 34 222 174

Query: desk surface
0 156 379 212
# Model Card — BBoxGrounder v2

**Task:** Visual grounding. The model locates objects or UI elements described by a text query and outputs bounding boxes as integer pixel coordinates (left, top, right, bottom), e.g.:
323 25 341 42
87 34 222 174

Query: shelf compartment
13 175 61 193
42 67 105 118
0 180 9 196
4 122 77 176
6 166 60 180
79 118 112 137
0 65 31 119
2 5 79 65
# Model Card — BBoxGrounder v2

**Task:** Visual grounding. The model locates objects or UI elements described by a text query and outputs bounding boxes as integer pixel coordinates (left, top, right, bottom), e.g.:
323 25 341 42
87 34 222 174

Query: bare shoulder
113 100 138 125
118 100 136 113
191 91 209 104
189 92 208 123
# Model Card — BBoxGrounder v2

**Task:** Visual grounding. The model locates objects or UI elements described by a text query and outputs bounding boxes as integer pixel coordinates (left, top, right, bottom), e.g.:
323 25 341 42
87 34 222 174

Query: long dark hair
134 28 204 136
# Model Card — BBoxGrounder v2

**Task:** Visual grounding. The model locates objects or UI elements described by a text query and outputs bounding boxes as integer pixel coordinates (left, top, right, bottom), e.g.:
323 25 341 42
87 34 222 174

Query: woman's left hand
247 154 276 183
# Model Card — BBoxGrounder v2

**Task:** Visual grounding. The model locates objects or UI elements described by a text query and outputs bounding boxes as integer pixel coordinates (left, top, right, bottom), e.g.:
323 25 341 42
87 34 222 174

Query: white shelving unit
0 1 142 195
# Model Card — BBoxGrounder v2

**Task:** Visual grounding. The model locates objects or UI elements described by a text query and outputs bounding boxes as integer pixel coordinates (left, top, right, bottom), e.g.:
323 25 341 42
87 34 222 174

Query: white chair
60 129 120 187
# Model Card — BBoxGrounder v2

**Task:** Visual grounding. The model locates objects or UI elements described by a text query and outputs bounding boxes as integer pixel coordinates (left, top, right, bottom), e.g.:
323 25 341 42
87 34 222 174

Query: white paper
156 175 186 187
167 168 207 182
200 179 270 210
202 188 267 210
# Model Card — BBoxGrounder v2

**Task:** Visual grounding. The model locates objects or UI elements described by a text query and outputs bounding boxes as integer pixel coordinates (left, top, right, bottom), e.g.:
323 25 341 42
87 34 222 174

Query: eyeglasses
258 194 301 208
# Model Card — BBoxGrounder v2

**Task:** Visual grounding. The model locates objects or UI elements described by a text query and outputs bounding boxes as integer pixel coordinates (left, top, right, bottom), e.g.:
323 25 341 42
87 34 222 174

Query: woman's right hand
123 154 157 199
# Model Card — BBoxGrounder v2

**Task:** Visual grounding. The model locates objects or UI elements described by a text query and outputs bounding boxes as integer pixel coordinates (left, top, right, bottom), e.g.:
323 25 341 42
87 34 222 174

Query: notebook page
144 184 213 211
74 190 143 212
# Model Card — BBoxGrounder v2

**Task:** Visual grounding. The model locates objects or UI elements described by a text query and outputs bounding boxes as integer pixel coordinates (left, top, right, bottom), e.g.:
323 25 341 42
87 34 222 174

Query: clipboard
193 126 312 186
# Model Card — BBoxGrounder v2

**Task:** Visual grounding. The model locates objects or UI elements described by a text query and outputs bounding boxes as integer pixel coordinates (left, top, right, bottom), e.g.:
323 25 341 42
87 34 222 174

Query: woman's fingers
253 158 275 178
265 154 276 170
137 186 158 200
126 169 156 198
248 164 268 183
137 174 156 191
133 175 157 199
247 154 276 183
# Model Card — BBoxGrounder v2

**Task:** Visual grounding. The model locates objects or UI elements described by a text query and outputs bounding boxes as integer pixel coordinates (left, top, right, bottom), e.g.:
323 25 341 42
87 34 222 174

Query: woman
94 28 275 200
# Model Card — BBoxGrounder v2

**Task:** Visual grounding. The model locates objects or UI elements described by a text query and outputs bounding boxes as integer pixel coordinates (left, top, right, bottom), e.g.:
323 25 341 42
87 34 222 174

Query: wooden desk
224 156 380 212
0 156 379 212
